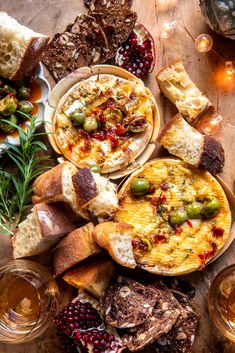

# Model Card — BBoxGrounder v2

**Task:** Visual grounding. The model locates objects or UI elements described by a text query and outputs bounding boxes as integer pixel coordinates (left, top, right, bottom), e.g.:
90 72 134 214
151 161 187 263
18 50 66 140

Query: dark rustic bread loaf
41 31 88 81
101 276 157 328
122 283 183 351
65 14 109 64
87 0 137 59
154 290 200 353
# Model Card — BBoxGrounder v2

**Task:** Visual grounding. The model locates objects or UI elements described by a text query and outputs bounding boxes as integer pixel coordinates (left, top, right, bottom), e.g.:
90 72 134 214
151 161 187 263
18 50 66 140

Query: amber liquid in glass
0 274 42 337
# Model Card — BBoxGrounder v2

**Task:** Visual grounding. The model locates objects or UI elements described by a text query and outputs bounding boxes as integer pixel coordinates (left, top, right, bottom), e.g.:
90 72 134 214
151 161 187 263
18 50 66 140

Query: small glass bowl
208 264 235 342
0 259 59 344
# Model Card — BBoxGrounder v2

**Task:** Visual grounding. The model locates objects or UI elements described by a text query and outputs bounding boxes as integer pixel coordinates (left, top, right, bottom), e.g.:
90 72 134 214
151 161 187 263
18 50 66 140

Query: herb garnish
0 114 51 234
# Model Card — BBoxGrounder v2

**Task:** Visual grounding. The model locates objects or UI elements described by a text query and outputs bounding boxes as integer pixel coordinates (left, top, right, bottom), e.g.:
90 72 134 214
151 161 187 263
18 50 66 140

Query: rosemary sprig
0 114 51 234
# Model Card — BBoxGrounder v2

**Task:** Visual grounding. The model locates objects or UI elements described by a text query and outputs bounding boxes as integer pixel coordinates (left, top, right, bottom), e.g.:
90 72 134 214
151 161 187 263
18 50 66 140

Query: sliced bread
72 167 99 208
53 222 101 277
92 222 137 268
158 114 225 173
32 162 89 219
156 60 213 124
0 12 49 80
12 202 75 259
63 256 116 299
87 172 119 222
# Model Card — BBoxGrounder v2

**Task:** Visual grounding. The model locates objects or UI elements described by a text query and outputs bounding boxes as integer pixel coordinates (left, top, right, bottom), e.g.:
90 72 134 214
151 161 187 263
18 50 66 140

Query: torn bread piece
53 222 101 277
32 162 89 219
156 60 213 124
12 203 75 259
158 114 225 173
101 275 157 329
87 172 119 222
92 222 137 268
63 256 115 299
72 167 99 208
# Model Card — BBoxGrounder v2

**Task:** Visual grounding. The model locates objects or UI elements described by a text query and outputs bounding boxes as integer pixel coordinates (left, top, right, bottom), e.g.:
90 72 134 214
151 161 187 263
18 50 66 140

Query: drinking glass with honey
0 259 59 344
208 265 235 341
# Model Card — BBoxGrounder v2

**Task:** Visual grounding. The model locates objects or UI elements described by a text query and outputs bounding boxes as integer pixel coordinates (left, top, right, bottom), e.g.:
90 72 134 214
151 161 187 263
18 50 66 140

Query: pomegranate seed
125 44 130 50
143 40 151 49
83 334 90 343
119 48 124 54
146 54 153 62
139 62 144 69
139 44 146 53
144 60 151 68
130 37 138 47
132 63 138 69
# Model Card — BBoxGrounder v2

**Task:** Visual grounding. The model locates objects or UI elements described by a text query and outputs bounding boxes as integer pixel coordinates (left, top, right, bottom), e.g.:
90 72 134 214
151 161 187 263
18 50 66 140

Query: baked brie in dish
53 74 155 173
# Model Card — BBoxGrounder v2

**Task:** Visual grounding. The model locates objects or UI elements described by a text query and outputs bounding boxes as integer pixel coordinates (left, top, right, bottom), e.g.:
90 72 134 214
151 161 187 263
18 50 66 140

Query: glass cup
0 259 59 344
208 265 235 342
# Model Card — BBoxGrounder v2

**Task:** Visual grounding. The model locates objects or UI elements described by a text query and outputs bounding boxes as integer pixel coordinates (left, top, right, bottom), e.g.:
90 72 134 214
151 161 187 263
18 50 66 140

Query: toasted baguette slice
0 12 49 80
87 172 119 222
33 162 89 219
156 60 213 124
12 203 75 259
158 114 225 173
53 223 101 277
63 256 115 299
92 222 137 269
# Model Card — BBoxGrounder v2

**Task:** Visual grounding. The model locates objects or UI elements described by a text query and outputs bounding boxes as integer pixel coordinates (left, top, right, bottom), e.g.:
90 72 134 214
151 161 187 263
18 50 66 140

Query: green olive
186 202 203 219
2 84 11 95
170 209 188 226
202 196 221 218
104 107 123 123
70 111 86 126
0 114 18 133
90 165 101 173
83 117 98 133
131 178 150 196
17 86 31 100
18 101 33 114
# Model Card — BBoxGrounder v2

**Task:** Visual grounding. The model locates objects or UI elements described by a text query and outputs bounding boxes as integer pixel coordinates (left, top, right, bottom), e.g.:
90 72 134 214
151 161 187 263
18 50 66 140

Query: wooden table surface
1 0 235 352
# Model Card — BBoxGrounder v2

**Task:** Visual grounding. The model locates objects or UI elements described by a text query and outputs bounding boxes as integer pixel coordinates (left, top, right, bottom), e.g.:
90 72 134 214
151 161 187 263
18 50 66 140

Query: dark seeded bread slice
41 31 88 82
154 290 200 353
66 14 109 64
122 283 183 352
101 276 157 329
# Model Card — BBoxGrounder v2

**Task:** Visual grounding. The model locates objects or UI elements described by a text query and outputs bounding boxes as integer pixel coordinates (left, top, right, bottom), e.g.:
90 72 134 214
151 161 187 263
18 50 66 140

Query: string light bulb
195 34 213 53
160 21 177 39
224 61 234 80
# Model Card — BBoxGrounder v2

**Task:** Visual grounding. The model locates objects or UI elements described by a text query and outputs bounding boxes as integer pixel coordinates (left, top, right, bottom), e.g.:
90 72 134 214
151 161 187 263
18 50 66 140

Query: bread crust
72 167 99 207
34 202 75 238
53 222 100 277
10 36 50 80
198 135 225 174
32 162 77 204
63 256 115 299
157 114 182 144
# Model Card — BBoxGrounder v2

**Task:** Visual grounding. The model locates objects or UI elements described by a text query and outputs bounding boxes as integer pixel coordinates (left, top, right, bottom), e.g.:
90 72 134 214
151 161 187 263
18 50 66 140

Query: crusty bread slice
12 203 75 259
0 12 49 80
156 60 213 124
53 222 101 277
92 222 137 268
33 162 89 219
63 256 115 299
158 114 225 173
72 167 99 208
87 172 119 222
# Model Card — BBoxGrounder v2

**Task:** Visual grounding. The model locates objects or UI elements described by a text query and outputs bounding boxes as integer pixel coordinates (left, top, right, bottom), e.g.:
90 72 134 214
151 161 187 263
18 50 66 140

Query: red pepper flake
198 242 217 263
175 225 182 234
8 92 16 98
68 144 74 152
106 132 119 149
114 124 126 136
148 187 155 194
186 220 193 228
154 234 166 243
132 240 139 249
92 131 106 141
212 226 224 238
159 194 167 204
160 181 168 191
132 239 147 251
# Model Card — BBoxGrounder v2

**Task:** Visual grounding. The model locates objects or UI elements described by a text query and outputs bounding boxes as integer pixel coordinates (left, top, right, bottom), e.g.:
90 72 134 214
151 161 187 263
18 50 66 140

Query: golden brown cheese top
116 159 231 275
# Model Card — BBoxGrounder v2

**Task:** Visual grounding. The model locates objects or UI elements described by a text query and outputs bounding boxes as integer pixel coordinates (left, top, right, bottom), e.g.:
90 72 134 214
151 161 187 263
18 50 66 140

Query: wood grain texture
1 0 235 352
